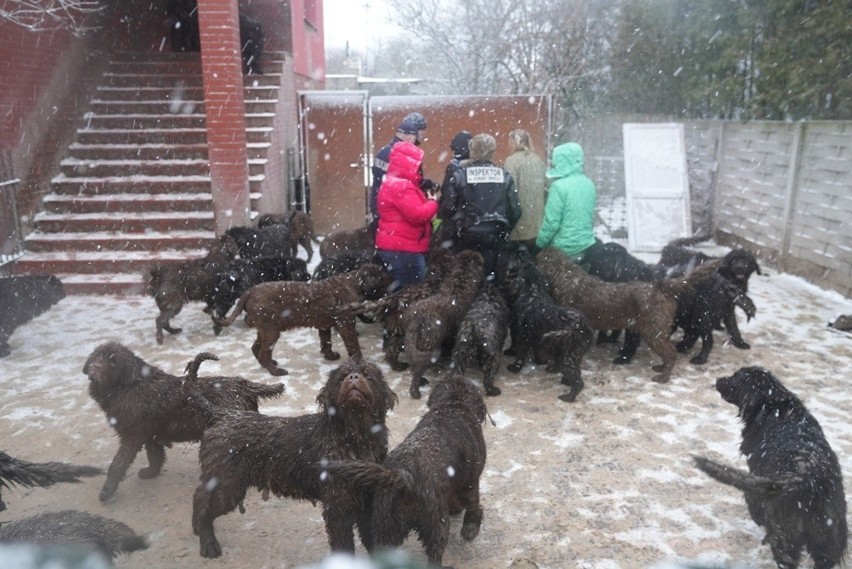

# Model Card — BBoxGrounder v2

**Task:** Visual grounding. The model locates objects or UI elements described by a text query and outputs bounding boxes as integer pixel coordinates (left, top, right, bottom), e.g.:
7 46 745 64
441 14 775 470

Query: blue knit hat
398 112 427 134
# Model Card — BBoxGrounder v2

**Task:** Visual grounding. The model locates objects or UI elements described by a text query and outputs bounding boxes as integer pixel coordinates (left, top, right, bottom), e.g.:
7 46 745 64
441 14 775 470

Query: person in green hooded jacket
535 142 597 261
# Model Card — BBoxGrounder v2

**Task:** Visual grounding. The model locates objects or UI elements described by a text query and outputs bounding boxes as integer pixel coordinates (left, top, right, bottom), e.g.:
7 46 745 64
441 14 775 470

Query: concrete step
75 127 208 145
60 158 210 178
94 85 205 101
24 229 217 252
108 60 203 75
101 72 283 88
89 99 277 114
33 211 215 233
42 191 262 214
50 175 264 195
67 143 209 161
84 114 207 130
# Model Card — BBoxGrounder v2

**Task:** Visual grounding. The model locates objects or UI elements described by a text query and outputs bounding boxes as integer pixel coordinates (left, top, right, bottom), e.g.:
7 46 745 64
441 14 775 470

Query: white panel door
622 123 691 252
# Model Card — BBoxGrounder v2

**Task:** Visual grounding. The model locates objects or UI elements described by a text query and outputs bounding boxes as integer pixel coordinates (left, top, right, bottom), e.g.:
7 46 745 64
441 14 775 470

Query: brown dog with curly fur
403 250 485 399
84 342 284 501
192 357 397 559
322 373 487 567
215 263 391 375
536 247 720 383
145 234 239 344
319 224 374 259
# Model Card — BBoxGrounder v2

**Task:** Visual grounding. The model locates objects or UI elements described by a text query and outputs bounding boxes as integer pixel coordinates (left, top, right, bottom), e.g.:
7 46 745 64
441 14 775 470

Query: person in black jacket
444 133 522 278
435 130 473 248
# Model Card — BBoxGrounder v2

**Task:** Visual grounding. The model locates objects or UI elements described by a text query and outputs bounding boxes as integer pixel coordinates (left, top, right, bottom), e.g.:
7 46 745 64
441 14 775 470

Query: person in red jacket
375 141 440 291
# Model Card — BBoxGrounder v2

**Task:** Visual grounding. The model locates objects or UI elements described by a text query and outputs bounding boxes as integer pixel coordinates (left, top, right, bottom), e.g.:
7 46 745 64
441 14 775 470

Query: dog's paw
502 347 517 356
460 522 481 541
98 486 116 502
507 362 523 374
409 386 422 399
138 466 161 479
651 371 670 383
389 361 409 371
199 536 222 558
485 385 502 396
689 355 708 365
612 355 632 365
322 350 341 361
733 340 750 350
268 367 289 376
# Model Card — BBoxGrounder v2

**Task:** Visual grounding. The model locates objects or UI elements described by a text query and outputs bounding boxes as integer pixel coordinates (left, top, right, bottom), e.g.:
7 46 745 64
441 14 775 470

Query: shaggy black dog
694 367 847 569
673 274 756 364
497 246 594 402
319 225 374 259
205 255 310 334
452 283 510 396
0 451 102 512
0 510 148 565
256 211 318 262
658 234 716 267
322 374 487 567
582 241 656 282
84 343 284 501
403 250 485 399
226 224 293 259
192 358 397 558
0 275 65 357
145 234 239 344
312 250 377 281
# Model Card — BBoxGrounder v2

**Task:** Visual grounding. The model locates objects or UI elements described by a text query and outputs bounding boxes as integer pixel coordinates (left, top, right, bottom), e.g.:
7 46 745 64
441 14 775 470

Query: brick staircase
13 51 283 295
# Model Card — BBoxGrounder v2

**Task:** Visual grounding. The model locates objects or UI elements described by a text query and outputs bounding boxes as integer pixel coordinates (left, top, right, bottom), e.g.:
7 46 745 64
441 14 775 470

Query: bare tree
0 0 104 35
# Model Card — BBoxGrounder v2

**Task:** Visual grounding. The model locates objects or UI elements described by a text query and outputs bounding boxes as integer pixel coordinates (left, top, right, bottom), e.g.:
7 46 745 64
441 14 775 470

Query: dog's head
318 357 397 427
427 374 487 424
356 263 394 300
716 367 799 420
719 249 761 287
83 342 147 395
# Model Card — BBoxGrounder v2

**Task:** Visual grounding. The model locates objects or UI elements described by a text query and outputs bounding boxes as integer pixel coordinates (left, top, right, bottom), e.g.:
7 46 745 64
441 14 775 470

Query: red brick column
197 0 251 233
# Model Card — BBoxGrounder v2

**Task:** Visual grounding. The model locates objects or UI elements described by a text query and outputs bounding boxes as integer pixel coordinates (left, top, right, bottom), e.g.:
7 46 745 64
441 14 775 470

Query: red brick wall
0 23 72 150
198 0 251 232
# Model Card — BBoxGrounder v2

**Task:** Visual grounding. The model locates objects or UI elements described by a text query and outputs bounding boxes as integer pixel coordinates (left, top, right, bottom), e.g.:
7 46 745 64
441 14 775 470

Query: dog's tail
667 234 714 248
692 455 781 495
0 451 103 491
184 352 219 382
656 258 722 297
245 380 286 401
213 291 248 328
319 460 414 494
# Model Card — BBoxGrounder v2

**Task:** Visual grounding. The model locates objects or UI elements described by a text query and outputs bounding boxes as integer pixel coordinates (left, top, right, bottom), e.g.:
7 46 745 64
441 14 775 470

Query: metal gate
299 92 552 236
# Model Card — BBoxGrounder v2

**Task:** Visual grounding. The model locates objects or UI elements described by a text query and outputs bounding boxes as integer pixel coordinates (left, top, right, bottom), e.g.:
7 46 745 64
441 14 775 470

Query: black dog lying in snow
0 275 65 357
694 367 847 569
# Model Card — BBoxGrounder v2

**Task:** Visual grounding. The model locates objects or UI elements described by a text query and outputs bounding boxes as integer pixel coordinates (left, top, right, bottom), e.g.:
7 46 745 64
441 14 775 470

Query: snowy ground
0 243 850 569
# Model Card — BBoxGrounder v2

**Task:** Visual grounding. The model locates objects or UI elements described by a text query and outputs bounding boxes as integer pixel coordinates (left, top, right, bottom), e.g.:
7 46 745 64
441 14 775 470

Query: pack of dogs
2 215 847 569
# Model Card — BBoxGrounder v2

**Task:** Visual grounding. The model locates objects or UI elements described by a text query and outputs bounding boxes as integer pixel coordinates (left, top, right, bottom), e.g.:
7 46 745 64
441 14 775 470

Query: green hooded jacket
535 142 597 257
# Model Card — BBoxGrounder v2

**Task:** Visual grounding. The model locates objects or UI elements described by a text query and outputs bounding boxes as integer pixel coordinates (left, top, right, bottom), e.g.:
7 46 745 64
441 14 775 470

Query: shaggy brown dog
145 234 239 344
452 283 510 396
497 245 594 402
403 250 485 399
536 247 719 383
0 275 65 358
0 451 102 512
0 510 148 564
694 367 847 568
319 224 374 259
257 210 319 262
192 358 397 558
322 374 487 567
84 343 284 501
348 248 455 371
215 263 391 375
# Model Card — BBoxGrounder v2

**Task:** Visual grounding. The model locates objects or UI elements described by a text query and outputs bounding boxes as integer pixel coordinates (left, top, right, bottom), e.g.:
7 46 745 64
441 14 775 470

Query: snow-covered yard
0 245 850 568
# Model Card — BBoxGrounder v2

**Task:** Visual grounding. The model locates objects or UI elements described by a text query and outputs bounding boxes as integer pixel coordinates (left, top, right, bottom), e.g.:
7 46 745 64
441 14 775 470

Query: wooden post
197 0 251 233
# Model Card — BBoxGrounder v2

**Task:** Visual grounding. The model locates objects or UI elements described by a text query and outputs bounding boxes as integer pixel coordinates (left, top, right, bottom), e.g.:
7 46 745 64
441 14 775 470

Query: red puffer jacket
375 141 438 253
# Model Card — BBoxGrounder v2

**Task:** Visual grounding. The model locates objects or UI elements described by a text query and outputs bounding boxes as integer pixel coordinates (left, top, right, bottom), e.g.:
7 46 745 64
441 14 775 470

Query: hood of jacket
546 142 585 179
386 141 423 184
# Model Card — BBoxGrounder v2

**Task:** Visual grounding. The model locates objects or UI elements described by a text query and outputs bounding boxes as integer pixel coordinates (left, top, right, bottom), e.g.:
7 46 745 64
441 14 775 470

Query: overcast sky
323 0 398 50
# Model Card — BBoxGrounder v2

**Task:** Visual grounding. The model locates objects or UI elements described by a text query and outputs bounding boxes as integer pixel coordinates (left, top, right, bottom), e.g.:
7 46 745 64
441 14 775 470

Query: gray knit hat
469 133 497 161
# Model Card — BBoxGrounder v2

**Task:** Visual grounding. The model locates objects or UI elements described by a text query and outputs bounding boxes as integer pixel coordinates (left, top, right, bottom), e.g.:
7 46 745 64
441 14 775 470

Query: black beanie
450 131 473 159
